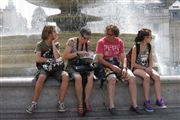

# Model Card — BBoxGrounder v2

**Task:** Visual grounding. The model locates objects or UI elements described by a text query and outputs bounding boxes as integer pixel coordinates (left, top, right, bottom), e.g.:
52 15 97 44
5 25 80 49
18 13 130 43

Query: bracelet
123 67 127 71
76 52 80 57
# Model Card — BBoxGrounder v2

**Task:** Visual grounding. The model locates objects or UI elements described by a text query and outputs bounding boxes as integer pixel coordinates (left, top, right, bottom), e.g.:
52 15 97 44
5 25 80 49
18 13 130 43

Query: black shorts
37 68 66 81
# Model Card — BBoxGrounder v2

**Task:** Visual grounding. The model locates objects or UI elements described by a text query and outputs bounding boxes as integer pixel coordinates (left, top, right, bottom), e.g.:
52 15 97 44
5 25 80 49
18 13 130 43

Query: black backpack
126 43 151 69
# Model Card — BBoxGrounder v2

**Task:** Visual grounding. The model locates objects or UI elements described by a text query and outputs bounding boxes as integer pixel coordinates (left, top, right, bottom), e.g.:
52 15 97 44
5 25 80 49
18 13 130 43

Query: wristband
76 52 80 57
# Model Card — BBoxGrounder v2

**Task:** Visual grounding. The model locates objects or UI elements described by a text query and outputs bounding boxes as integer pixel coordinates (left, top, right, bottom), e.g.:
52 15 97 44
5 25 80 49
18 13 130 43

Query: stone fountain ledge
0 75 180 114
0 75 180 86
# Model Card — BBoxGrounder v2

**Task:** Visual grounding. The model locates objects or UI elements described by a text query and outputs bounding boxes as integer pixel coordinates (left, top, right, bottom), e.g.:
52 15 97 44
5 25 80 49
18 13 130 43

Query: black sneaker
109 108 117 116
155 98 167 108
130 106 142 114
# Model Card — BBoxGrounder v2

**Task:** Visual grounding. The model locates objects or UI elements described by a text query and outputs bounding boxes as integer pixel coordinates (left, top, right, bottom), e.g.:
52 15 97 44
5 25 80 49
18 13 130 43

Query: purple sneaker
156 98 167 108
144 100 154 112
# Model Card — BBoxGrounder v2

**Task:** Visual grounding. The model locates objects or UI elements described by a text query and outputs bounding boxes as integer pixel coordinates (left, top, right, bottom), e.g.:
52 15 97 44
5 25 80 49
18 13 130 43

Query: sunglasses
82 35 91 40
107 33 114 36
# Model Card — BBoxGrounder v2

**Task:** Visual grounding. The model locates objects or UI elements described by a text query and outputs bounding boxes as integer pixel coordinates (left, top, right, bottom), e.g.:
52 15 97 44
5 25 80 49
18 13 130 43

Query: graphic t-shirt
136 47 149 67
96 37 124 61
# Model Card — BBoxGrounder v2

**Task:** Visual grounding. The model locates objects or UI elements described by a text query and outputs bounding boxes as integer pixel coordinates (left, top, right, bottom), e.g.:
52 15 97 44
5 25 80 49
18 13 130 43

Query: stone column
169 0 180 64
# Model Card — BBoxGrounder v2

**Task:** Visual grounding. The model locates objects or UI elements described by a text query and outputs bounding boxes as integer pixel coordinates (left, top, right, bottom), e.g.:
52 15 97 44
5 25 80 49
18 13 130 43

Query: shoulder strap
76 38 79 51
76 38 88 51
85 42 88 51
147 43 151 63
136 43 140 59
148 43 151 53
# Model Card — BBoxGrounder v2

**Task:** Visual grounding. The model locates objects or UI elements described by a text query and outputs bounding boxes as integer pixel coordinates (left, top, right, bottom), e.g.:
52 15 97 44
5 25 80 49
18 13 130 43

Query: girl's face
145 34 152 43
50 29 57 40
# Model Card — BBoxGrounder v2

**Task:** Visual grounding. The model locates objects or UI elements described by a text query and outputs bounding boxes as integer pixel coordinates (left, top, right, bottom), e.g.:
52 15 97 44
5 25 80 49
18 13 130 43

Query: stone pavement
0 105 180 120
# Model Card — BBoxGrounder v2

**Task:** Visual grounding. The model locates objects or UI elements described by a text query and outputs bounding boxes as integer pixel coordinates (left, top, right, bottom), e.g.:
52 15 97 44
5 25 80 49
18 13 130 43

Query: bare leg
59 71 69 102
74 73 83 105
150 69 161 100
107 77 116 108
85 73 94 103
134 69 151 101
128 75 138 108
32 74 47 102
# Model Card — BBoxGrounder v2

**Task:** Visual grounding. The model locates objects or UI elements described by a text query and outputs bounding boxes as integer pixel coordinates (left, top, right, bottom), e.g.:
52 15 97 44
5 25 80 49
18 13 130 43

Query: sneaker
26 101 37 114
130 106 142 114
109 108 117 116
144 100 154 112
57 102 66 112
156 98 167 108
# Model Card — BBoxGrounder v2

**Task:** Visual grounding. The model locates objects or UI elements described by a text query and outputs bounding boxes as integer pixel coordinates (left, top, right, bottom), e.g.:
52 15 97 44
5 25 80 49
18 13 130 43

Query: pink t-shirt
96 37 124 60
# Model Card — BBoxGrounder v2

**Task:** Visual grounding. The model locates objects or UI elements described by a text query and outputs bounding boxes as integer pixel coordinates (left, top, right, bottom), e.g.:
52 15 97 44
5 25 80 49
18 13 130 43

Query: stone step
0 54 35 64
0 64 36 77
0 105 180 120
0 44 35 55
0 35 40 45
0 76 180 115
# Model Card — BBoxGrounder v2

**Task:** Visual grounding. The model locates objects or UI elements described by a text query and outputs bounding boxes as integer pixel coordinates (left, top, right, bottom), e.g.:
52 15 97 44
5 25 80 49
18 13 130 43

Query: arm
148 49 153 68
52 38 61 59
119 52 128 77
63 45 78 60
35 51 48 63
120 52 127 69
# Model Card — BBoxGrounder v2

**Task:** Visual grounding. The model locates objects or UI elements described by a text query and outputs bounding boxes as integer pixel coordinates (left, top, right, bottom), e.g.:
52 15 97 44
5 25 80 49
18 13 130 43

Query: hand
52 37 58 45
77 51 88 57
122 68 128 78
145 67 153 75
111 65 121 75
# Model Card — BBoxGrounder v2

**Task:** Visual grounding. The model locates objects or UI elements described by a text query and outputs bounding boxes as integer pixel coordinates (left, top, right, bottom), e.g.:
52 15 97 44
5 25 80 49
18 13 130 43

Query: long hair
135 28 151 43
41 25 56 41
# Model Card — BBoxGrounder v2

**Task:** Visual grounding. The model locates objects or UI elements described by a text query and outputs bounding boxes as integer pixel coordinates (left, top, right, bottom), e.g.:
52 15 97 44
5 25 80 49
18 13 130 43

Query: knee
143 74 151 82
74 74 82 84
37 74 46 84
62 72 69 82
108 78 116 86
128 76 136 84
154 75 160 82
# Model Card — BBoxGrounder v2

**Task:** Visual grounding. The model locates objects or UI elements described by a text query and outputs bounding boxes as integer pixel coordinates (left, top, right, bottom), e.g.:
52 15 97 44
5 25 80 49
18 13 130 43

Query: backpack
126 43 151 69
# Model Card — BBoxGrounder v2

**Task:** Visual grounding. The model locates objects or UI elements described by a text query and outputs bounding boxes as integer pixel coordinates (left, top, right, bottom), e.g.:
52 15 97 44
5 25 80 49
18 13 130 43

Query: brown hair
105 24 120 37
41 25 56 41
135 28 151 43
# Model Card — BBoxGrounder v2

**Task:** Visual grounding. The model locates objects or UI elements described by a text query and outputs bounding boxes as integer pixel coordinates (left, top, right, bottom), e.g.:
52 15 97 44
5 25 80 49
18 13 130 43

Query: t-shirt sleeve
34 42 41 53
96 40 104 54
66 38 74 47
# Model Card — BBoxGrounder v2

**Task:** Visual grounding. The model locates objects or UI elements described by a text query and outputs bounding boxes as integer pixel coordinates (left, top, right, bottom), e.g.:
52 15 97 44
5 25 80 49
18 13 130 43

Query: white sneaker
57 102 66 112
26 101 37 114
